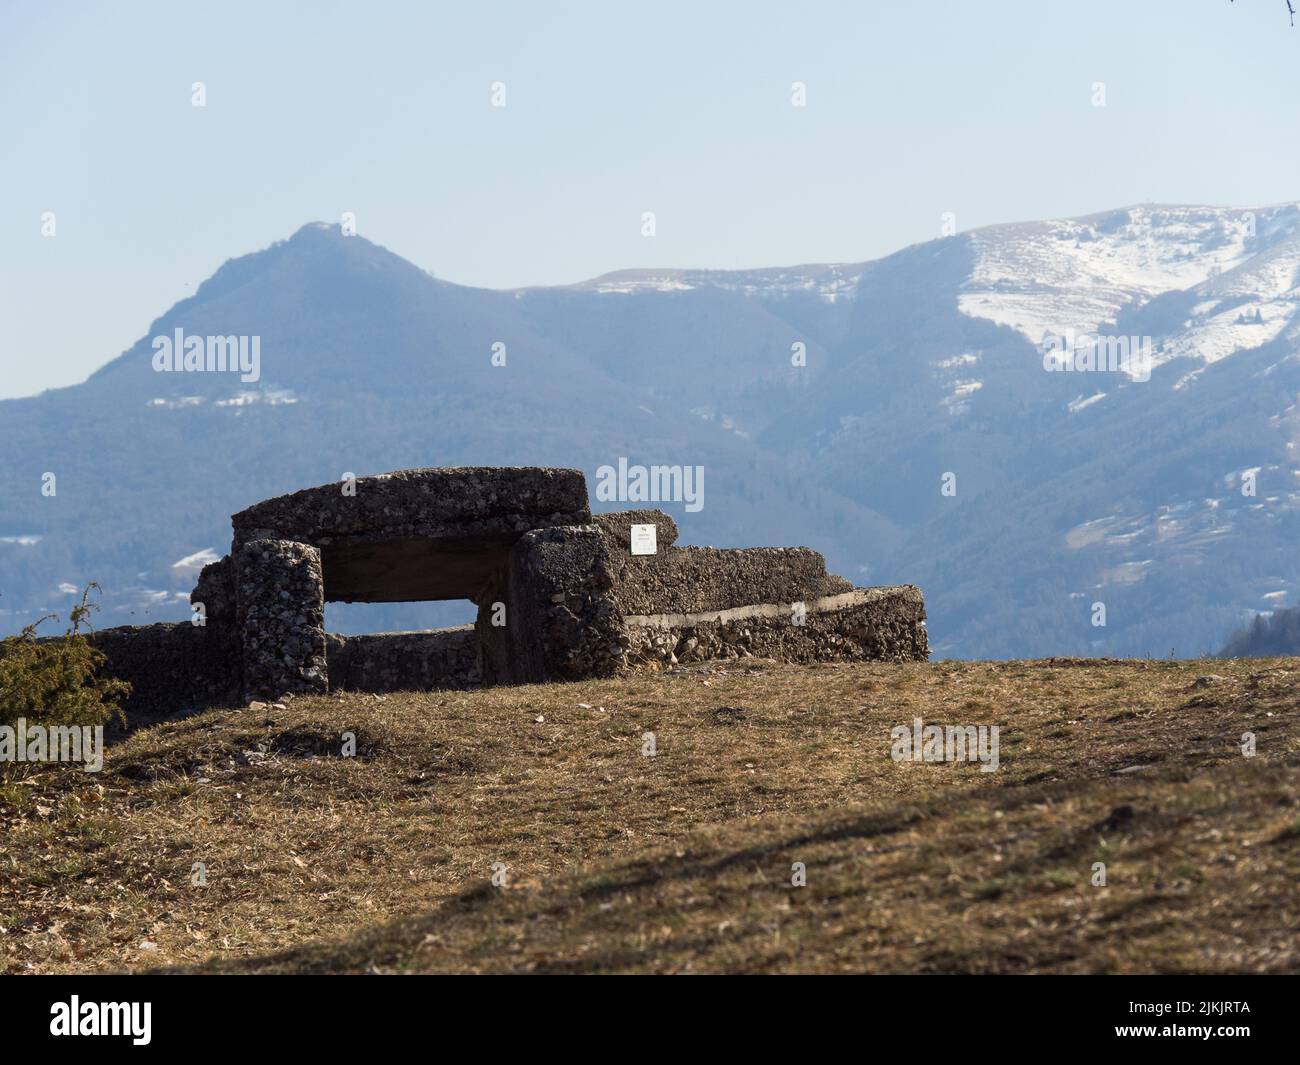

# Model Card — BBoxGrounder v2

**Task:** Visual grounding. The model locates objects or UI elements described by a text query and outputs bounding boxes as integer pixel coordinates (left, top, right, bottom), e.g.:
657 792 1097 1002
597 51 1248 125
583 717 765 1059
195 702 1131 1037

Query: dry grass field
2 657 1297 974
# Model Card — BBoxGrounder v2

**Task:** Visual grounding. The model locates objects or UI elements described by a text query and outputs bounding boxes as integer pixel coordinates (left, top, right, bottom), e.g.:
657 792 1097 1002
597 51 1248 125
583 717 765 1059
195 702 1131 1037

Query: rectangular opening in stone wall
324 599 477 636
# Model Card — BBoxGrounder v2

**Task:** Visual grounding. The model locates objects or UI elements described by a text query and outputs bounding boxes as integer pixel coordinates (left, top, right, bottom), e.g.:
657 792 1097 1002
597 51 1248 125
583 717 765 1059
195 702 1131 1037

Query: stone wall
624 586 929 668
591 507 852 615
607 544 853 615
325 627 481 692
84 622 238 728
83 621 482 729
586 508 928 667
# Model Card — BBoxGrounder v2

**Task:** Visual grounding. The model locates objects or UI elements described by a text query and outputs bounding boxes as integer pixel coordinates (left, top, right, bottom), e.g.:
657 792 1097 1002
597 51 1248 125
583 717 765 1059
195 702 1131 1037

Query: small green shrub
0 585 129 780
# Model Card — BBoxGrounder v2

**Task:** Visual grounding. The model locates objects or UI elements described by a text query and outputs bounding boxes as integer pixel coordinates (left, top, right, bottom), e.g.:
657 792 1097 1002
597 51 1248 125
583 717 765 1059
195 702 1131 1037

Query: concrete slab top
231 466 592 548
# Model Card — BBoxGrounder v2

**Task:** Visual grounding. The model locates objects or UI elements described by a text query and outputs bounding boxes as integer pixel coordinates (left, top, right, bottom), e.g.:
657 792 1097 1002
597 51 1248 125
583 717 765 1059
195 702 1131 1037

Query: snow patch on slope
1166 302 1292 364
1067 392 1107 414
958 205 1266 343
578 264 864 302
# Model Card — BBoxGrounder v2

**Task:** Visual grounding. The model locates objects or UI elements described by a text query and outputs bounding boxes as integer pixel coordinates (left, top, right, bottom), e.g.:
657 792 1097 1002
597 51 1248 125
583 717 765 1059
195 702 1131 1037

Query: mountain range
4 202 1300 658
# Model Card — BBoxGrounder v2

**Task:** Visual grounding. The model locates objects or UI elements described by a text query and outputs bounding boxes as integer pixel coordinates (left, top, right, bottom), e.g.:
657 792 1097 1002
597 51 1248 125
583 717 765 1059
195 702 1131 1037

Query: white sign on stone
630 523 657 556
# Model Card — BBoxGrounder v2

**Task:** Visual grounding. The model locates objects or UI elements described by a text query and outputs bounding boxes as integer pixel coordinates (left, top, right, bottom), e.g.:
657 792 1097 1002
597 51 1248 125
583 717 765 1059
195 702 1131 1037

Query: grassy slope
1 659 1297 974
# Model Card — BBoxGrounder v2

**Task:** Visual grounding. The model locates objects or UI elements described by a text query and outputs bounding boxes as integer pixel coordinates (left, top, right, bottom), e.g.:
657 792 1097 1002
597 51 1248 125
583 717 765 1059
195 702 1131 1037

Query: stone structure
88 466 928 718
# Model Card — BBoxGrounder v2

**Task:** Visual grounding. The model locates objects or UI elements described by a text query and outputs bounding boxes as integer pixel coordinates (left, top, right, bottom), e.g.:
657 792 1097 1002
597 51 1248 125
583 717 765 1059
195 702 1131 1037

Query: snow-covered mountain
3 204 1299 657
963 205 1293 341
579 202 1300 358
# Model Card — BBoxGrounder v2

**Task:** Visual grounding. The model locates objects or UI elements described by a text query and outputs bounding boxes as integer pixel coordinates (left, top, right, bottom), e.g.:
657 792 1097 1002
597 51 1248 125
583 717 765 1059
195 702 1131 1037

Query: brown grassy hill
2 658 1297 974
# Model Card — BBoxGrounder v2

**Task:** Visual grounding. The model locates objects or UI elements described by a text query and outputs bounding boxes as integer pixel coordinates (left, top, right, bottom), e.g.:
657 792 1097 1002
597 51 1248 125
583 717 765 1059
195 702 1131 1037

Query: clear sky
3 0 1299 399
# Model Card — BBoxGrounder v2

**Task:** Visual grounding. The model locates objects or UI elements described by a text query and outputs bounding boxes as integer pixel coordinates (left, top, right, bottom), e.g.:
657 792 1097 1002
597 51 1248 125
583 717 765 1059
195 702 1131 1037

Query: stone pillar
489 526 626 685
234 538 328 701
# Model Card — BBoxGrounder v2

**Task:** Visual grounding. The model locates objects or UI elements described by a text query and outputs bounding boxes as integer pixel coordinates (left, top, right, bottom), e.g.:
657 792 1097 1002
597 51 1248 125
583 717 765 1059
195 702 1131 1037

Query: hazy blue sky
3 0 1299 398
